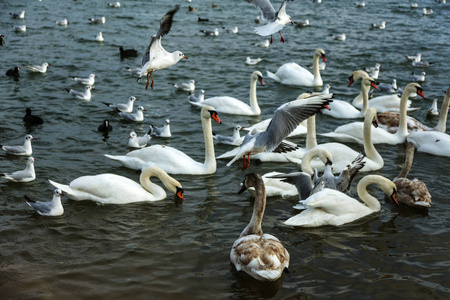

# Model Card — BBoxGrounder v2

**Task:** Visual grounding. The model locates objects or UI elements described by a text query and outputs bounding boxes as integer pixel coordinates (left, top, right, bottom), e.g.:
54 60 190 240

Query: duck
116 106 145 122
150 119 172 137
1 134 35 156
1 157 36 182
103 96 138 113
230 173 290 281
49 167 184 204
266 48 326 87
284 175 398 227
25 189 64 217
213 125 244 146
128 130 151 148
105 106 222 174
393 142 431 209
98 120 113 133
320 83 425 145
23 108 44 125
189 71 264 116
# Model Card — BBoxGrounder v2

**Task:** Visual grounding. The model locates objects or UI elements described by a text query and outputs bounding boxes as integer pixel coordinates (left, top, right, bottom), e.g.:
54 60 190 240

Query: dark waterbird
6 66 20 78
23 108 44 125
98 120 113 133
119 47 138 58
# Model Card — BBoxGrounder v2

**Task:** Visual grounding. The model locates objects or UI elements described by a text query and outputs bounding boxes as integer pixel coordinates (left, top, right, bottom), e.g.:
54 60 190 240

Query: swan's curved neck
301 148 324 175
305 115 317 150
435 93 450 132
396 89 411 137
356 175 386 211
240 181 265 237
249 76 261 114
397 143 414 178
202 115 216 172
140 168 167 199
361 83 370 115
363 113 383 167
312 54 322 81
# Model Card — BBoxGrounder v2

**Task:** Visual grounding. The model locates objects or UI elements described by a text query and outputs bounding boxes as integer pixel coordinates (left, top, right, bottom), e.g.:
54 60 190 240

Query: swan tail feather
266 70 280 82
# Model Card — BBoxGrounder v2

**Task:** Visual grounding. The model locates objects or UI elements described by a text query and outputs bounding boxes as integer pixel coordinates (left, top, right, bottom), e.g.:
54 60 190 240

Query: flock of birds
2 0 449 284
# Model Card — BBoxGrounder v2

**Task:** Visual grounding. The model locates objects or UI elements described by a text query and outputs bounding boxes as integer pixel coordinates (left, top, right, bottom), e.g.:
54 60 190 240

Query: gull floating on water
404 53 421 62
128 130 151 148
331 33 346 41
422 8 433 15
223 26 238 33
56 19 68 26
10 11 25 19
137 5 187 90
150 119 171 137
427 99 439 116
103 96 138 113
69 73 96 86
412 71 426 82
173 79 196 92
65 86 93 101
12 25 26 32
246 57 263 65
200 28 219 36
356 2 366 7
26 62 49 73
213 125 244 146
371 21 386 29
25 189 64 217
188 90 205 103
88 17 106 24
1 157 36 182
1 134 35 156
108 2 121 8
244 0 293 44
254 39 270 48
96 32 104 42
294 19 310 27
412 55 433 67
117 106 146 122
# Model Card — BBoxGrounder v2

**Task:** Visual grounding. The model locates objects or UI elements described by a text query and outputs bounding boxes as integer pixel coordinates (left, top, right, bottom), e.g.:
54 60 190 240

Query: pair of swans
321 83 425 145
105 106 222 174
49 166 184 204
230 173 290 282
188 71 264 116
284 175 398 227
267 48 326 87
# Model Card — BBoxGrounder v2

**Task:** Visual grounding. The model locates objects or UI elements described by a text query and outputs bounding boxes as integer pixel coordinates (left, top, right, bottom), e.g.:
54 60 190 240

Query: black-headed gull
173 79 195 92
1 134 35 156
427 99 439 116
355 2 366 7
65 85 93 100
371 21 386 29
377 79 397 93
10 11 25 19
223 26 239 33
200 28 219 36
96 32 104 42
137 5 187 90
410 3 418 8
119 47 138 58
69 73 96 86
6 67 20 78
213 125 244 146
128 130 151 148
254 39 270 48
294 19 310 27
404 53 421 62
108 2 121 8
227 94 333 170
412 71 426 82
246 57 263 65
150 119 171 137
23 108 44 125
26 62 49 73
422 8 433 15
88 17 106 24
117 106 146 122
244 0 293 44
1 157 36 182
0 34 5 46
12 25 26 32
103 96 138 113
56 19 68 26
25 189 64 217
412 55 433 67
365 63 381 73
98 120 113 132
331 33 346 41
188 90 205 103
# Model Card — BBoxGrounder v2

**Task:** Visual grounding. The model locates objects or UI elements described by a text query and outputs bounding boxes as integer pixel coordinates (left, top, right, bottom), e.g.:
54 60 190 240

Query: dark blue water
1 0 449 299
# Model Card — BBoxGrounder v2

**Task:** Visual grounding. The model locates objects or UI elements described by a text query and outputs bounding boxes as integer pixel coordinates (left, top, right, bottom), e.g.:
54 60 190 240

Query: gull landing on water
137 5 187 90
244 0 293 44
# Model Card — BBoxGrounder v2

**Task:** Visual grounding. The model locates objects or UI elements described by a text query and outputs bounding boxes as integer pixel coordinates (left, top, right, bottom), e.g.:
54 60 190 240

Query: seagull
26 62 50 73
25 189 64 217
116 106 145 122
65 86 93 100
128 130 151 148
56 19 68 26
213 125 244 146
244 0 293 44
108 2 121 8
12 25 26 32
23 108 44 125
294 19 310 27
150 119 171 137
119 47 138 58
0 34 5 46
1 134 35 156
137 5 187 90
69 73 96 86
412 71 426 82
410 3 418 8
200 28 219 36
422 8 433 15
412 55 433 67
88 17 106 24
427 99 439 116
377 79 397 93
98 120 113 132
227 94 333 170
254 39 270 48
368 66 380 79
223 26 239 33
103 96 138 113
246 57 263 65
10 11 25 19
1 157 36 182
188 90 205 103
371 21 386 29
355 2 366 7
173 79 195 92
331 33 346 41
96 32 104 42
404 53 421 62
6 67 20 78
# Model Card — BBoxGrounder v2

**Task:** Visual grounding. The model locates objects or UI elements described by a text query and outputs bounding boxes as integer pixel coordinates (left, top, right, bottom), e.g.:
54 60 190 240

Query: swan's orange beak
417 88 425 98
258 76 265 86
371 81 379 90
348 76 354 87
324 104 331 110
391 189 399 206
321 54 327 63
176 187 184 200
372 119 379 128
210 111 222 124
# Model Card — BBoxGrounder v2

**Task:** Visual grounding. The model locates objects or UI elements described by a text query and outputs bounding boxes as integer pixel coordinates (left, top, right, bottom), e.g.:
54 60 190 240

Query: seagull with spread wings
137 5 188 90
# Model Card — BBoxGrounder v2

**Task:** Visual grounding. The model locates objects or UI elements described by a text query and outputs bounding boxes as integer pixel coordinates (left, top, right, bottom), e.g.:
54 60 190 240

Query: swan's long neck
305 115 317 150
397 143 414 179
435 93 450 132
363 113 383 167
356 175 386 212
140 168 167 199
202 115 216 172
361 82 370 115
312 54 322 82
396 88 411 137
240 181 265 237
249 76 261 114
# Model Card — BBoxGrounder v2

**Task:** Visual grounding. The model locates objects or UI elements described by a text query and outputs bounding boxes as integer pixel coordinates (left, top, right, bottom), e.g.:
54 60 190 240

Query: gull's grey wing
244 0 276 21
265 94 334 152
2 146 26 154
268 172 313 200
25 196 52 214
336 153 366 193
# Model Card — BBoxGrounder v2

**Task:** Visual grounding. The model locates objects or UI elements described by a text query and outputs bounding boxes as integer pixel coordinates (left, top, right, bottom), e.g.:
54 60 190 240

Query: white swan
49 167 184 204
188 71 264 116
105 106 222 174
406 131 450 157
266 48 326 87
284 175 398 227
231 173 290 281
320 83 424 145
